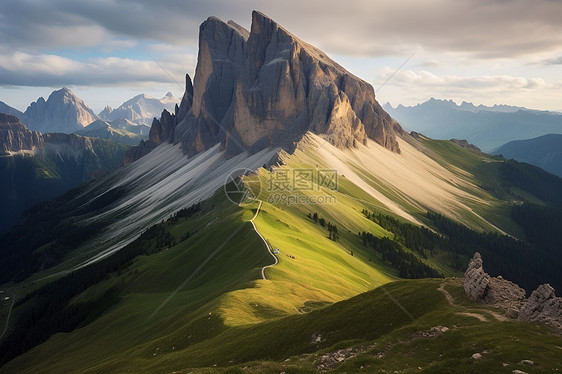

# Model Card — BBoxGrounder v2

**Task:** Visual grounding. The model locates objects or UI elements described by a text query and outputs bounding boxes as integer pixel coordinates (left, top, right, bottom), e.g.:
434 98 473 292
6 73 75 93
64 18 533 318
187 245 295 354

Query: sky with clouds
1 0 561 113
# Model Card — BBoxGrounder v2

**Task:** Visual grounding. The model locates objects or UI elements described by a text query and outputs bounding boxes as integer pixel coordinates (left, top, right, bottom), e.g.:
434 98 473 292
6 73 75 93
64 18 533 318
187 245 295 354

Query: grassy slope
1 179 398 373
3 135 560 373
139 279 562 374
10 279 562 373
417 138 525 236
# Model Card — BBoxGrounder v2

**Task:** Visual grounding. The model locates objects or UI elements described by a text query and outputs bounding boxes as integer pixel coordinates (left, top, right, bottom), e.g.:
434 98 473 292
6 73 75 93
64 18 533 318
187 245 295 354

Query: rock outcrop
450 139 481 153
23 87 98 134
518 284 562 330
0 113 44 153
463 252 526 311
463 252 490 300
464 252 562 330
129 11 403 163
124 75 193 165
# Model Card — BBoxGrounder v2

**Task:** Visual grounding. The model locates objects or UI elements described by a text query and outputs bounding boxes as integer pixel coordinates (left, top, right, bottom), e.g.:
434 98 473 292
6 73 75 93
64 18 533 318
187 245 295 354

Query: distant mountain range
0 113 129 233
0 89 179 137
494 134 562 177
384 98 562 151
99 92 179 126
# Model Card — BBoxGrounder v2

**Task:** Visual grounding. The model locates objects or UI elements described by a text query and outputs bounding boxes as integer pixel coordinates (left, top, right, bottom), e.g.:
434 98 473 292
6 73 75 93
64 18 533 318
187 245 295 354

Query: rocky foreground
464 252 562 331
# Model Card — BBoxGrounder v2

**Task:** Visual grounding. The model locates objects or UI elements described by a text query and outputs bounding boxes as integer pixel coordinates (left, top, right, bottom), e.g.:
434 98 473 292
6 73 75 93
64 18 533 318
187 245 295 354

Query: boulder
463 252 490 300
518 284 562 330
463 252 526 312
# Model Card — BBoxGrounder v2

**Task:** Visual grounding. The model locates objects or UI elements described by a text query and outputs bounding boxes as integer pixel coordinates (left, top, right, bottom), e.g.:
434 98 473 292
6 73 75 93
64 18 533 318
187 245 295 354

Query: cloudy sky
1 0 562 113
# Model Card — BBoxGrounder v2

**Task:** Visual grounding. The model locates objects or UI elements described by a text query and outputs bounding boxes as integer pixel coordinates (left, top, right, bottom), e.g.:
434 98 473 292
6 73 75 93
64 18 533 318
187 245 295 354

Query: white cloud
0 52 196 88
379 68 550 91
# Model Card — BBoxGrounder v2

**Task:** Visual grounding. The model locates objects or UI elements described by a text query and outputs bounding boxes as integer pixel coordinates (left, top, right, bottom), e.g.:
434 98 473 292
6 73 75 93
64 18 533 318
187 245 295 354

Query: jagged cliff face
0 113 44 153
23 87 98 134
134 11 401 161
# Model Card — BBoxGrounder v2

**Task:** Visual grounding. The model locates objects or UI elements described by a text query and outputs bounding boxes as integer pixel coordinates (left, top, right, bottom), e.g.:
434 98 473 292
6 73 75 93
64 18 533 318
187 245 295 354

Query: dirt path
457 312 488 322
437 282 455 306
437 281 507 323
0 290 16 341
249 200 278 280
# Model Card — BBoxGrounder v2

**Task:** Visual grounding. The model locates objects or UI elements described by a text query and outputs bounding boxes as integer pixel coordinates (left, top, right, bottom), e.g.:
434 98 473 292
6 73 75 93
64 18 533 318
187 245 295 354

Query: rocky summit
22 87 98 134
464 252 562 330
129 11 402 161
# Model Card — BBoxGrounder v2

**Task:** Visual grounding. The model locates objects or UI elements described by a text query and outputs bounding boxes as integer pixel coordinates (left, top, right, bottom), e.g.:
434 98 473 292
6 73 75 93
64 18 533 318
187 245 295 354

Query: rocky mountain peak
23 88 98 134
165 11 402 158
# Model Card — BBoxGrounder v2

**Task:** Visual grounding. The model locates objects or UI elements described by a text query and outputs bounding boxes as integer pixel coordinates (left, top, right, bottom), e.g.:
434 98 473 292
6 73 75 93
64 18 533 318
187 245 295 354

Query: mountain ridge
385 98 562 151
494 133 562 177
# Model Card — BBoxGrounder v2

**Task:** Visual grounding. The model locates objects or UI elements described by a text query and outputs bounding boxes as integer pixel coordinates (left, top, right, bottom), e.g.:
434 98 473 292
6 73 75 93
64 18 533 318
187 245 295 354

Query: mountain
494 134 562 177
0 114 129 233
74 119 148 146
129 11 402 161
22 87 98 134
0 113 44 153
0 101 24 118
384 98 562 151
1 11 562 373
98 92 180 126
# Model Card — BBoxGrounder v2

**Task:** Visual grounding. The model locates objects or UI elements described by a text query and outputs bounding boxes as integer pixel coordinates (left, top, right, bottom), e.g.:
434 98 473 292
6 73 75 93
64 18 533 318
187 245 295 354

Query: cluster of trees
362 210 439 258
511 203 562 255
169 202 202 222
361 232 442 278
0 185 128 283
0 202 201 366
426 211 560 292
499 160 562 205
361 207 562 292
307 212 338 241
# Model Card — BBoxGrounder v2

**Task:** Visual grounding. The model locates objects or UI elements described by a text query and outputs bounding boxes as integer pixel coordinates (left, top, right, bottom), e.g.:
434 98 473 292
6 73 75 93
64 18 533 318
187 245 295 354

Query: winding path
0 290 16 342
249 200 278 280
437 281 507 322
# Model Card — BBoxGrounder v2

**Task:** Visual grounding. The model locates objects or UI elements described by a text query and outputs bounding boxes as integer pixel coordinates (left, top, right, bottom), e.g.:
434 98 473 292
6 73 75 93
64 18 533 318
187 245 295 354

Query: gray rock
472 353 482 360
520 360 534 365
518 284 562 330
463 252 490 300
463 252 526 311
450 138 481 153
171 11 402 158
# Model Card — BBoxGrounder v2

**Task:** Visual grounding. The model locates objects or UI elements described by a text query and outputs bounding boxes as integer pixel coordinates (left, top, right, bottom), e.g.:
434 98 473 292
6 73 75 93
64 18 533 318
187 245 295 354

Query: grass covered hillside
1 133 562 373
